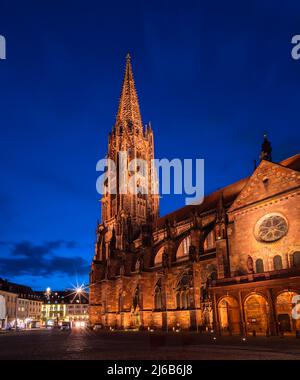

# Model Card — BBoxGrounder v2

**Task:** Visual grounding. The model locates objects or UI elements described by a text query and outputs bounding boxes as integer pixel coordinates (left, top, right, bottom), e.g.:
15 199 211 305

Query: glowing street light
68 282 89 304
76 287 83 294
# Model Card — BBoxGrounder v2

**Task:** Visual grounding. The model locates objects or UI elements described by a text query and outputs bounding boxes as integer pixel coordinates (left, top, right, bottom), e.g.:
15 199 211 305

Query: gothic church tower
96 55 159 259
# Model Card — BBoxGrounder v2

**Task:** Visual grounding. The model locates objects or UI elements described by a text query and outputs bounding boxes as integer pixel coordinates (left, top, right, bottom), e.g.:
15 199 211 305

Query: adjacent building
0 289 18 329
0 280 90 329
38 289 89 328
0 279 42 329
89 56 300 336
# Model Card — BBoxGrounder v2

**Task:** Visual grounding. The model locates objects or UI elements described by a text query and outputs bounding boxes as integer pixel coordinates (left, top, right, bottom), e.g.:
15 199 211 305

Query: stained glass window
255 214 288 242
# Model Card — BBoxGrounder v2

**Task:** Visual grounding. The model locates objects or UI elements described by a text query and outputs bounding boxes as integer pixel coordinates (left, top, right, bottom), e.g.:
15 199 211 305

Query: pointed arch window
176 271 192 310
183 236 191 255
204 230 216 250
176 235 191 260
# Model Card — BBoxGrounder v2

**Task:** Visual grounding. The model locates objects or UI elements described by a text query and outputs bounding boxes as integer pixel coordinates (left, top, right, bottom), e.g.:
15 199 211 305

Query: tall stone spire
100 54 160 253
115 54 142 132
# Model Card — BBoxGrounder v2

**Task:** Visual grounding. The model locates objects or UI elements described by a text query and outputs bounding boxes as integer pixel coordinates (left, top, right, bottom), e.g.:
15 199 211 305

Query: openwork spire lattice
115 54 142 130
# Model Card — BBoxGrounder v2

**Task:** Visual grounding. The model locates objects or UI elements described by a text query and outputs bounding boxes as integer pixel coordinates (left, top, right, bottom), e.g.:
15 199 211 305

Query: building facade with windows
89 56 300 335
39 290 89 328
0 279 42 329
0 289 18 329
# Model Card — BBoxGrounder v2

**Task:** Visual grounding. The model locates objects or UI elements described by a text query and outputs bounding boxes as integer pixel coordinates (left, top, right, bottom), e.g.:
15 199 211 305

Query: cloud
9 240 78 258
0 240 89 278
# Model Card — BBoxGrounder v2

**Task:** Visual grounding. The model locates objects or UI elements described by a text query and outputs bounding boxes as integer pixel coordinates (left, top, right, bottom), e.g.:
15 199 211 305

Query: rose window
255 214 288 242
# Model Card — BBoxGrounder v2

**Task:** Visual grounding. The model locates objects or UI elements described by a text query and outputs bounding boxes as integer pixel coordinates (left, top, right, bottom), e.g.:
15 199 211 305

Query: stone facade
89 56 300 335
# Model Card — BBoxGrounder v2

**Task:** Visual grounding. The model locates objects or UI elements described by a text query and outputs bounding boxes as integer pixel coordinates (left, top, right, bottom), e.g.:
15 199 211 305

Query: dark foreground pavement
0 329 300 360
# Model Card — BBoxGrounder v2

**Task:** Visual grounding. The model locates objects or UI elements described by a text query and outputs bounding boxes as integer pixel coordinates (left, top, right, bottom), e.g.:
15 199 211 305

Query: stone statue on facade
247 255 254 274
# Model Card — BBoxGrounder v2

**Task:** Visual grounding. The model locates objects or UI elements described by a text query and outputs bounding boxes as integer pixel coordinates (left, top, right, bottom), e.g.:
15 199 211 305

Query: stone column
212 292 220 336
190 229 201 256
238 290 246 336
192 262 201 331
267 288 278 336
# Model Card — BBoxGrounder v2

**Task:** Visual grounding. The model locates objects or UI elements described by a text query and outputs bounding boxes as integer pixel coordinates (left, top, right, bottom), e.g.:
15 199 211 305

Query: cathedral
89 55 300 336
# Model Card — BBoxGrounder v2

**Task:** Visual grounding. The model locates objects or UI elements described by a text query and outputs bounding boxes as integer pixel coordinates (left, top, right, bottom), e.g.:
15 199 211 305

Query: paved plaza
0 329 300 360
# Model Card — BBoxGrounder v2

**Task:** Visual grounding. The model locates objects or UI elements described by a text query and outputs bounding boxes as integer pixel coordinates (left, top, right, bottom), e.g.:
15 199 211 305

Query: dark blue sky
0 0 299 290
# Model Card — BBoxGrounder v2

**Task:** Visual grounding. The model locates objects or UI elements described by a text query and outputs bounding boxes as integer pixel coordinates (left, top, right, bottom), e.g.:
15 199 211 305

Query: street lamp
76 287 83 294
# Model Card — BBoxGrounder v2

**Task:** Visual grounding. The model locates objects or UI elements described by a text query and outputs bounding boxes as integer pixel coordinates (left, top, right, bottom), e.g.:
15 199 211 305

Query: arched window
293 252 300 267
176 271 192 310
183 236 191 255
204 230 216 251
176 235 191 259
154 280 162 310
255 259 264 273
273 255 283 270
154 247 164 266
181 291 189 309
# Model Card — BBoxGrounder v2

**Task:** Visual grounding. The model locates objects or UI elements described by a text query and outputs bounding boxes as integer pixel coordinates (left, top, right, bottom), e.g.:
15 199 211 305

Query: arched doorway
218 296 241 335
276 291 300 334
244 294 269 335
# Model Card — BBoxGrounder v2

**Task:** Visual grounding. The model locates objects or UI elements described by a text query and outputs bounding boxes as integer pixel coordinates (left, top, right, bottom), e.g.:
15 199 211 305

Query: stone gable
229 160 300 213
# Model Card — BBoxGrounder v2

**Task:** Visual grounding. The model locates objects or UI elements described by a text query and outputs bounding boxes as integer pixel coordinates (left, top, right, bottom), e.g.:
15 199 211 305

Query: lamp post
75 286 83 305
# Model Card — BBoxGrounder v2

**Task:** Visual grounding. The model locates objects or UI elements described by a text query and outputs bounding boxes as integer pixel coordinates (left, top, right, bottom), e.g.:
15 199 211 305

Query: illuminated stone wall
228 161 300 276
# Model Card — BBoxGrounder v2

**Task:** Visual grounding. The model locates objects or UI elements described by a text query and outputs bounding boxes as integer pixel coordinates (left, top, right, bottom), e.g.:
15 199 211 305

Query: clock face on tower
254 213 288 242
